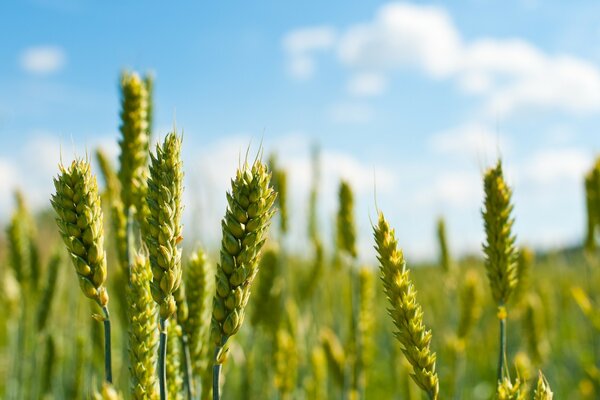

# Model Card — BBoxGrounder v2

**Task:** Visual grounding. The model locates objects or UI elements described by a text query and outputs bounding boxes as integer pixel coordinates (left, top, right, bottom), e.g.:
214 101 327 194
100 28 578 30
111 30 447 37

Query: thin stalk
159 318 168 400
180 333 194 400
212 346 223 400
102 306 113 383
497 311 507 382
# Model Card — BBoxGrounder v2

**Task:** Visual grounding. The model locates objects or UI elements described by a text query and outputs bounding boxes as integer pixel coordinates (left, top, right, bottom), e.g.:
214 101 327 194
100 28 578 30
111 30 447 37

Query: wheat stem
212 344 224 400
159 318 168 400
497 309 507 383
180 333 193 400
102 306 113 383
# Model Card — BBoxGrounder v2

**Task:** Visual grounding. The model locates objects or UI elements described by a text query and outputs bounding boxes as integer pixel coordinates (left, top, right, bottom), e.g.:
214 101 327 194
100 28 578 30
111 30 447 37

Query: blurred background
1 0 600 261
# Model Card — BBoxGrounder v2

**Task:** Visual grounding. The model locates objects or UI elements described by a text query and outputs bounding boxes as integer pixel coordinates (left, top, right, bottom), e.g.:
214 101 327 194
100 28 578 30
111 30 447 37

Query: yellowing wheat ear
373 211 439 400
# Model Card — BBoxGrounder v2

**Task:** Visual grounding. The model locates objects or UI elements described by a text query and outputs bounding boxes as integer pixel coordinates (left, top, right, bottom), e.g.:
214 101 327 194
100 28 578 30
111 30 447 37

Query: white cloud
282 27 336 79
19 46 66 75
338 3 462 77
328 102 374 124
347 72 387 96
523 147 591 185
283 2 600 117
429 123 508 160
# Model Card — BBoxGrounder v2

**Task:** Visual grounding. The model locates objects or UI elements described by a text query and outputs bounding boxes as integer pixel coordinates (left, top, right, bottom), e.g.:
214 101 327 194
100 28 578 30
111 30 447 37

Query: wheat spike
482 160 518 306
337 180 357 258
51 159 109 308
128 250 158 399
145 132 184 320
118 71 150 216
436 217 453 273
373 211 439 400
320 327 346 389
211 158 276 345
274 328 298 399
496 377 526 400
167 322 184 400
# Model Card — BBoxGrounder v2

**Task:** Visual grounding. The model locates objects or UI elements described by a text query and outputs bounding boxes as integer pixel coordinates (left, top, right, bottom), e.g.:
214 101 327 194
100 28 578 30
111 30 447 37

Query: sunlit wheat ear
337 180 357 258
51 159 109 308
514 247 534 302
145 132 184 321
211 159 276 345
482 160 518 306
533 371 553 400
118 71 150 216
128 250 158 400
373 211 439 400
307 346 327 400
7 191 34 290
166 322 184 400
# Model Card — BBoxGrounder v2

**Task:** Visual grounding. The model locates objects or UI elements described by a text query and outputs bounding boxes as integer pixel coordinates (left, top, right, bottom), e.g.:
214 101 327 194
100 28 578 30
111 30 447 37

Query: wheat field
1 70 599 400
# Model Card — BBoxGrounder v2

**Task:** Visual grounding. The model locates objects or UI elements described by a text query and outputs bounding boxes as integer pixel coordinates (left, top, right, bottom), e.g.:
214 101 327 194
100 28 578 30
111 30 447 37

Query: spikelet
373 212 439 400
144 132 183 320
534 371 553 400
320 328 346 389
118 71 150 215
457 270 481 341
167 323 184 400
36 252 61 332
436 217 453 273
128 251 158 399
482 160 518 306
183 249 213 386
51 159 109 307
211 158 276 346
274 328 298 398
337 180 357 258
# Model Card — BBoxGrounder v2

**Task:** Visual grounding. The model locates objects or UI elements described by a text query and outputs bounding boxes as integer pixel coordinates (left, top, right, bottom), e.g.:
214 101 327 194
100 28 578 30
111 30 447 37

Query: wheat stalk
51 158 112 383
211 157 276 400
482 160 518 382
373 211 439 400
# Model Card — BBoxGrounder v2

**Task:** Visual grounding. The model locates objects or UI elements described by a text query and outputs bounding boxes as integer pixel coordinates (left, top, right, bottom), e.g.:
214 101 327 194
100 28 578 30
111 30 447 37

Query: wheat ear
211 158 276 400
533 371 553 400
373 211 439 400
482 160 518 382
144 132 184 400
51 158 112 383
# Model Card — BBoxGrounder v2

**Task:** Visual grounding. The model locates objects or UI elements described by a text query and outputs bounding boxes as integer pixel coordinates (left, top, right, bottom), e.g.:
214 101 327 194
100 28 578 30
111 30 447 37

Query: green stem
159 318 168 400
180 332 194 400
497 315 507 382
102 306 113 383
213 346 223 400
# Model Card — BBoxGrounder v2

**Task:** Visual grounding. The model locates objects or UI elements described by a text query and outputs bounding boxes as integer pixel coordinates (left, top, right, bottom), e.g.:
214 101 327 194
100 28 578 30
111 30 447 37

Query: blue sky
1 0 600 260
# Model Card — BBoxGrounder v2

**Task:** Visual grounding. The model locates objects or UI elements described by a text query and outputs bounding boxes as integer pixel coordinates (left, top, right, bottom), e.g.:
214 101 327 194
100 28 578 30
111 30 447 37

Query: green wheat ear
211 158 276 346
482 160 518 306
337 180 357 258
119 70 150 216
145 131 184 320
373 211 439 400
128 250 158 399
51 159 109 308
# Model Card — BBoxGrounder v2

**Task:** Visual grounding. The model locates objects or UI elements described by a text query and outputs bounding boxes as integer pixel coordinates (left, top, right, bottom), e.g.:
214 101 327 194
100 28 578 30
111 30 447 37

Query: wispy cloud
19 45 66 75
284 2 600 118
282 27 336 80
